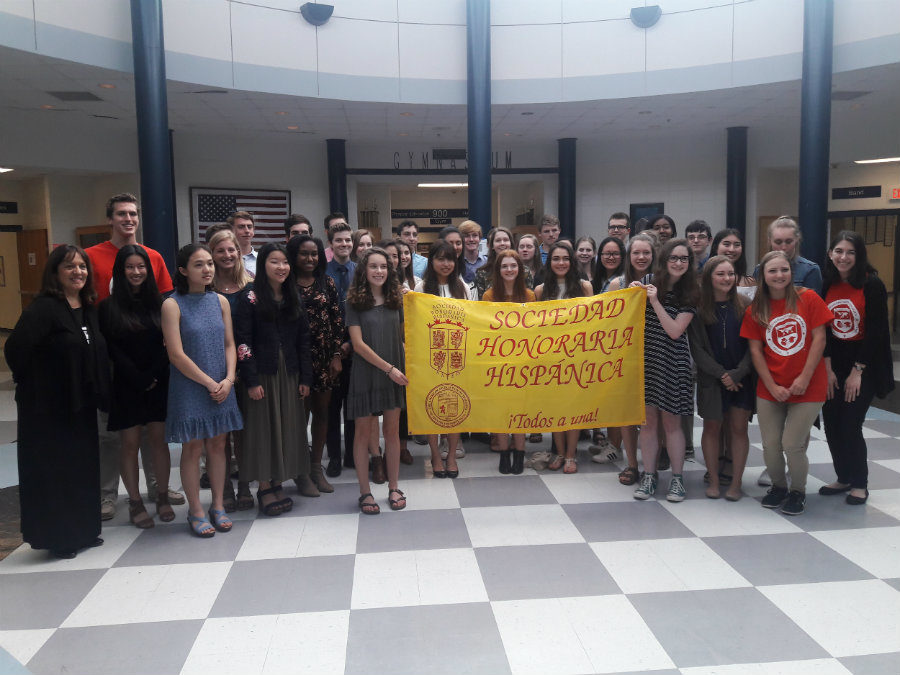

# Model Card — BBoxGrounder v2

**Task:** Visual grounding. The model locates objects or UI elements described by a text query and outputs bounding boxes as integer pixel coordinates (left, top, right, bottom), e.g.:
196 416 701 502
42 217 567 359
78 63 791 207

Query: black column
726 127 748 237
558 138 576 240
326 139 348 217
130 0 176 269
466 0 491 229
798 0 833 266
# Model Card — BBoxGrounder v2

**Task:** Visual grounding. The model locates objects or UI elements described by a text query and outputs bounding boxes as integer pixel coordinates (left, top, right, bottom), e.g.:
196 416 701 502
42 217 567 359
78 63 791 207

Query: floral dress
298 276 344 392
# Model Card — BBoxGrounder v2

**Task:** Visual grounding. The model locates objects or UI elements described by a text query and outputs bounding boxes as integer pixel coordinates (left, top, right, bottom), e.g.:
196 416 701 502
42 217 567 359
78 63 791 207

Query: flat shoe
846 489 869 505
358 492 380 515
705 487 720 499
388 488 407 511
724 491 743 502
547 455 564 471
208 508 233 533
187 514 215 538
819 484 851 496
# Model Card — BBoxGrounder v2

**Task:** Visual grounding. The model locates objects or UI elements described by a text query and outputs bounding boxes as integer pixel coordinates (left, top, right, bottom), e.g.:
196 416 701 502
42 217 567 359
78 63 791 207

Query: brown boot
310 463 334 493
399 447 414 465
295 474 320 498
371 456 387 484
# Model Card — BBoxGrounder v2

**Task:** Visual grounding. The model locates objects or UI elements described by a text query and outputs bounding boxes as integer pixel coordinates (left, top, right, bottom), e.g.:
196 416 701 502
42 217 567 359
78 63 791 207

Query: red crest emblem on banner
428 319 468 378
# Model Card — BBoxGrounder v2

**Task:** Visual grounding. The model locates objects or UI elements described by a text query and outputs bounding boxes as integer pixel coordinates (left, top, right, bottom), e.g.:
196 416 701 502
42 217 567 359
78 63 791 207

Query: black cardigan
822 274 894 399
232 287 313 389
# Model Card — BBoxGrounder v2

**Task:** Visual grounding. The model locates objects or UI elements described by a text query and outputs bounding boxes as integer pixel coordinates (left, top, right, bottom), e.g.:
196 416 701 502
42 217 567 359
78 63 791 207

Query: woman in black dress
99 245 172 528
5 245 110 558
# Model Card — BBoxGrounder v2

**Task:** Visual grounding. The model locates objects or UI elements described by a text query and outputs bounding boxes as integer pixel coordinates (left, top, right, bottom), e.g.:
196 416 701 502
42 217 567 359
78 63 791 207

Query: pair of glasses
687 234 708 242
669 255 690 264
608 225 628 231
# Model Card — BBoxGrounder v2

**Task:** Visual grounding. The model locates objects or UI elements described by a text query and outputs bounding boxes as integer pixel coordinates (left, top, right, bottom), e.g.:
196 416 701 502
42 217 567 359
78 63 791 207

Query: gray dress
165 292 243 442
345 303 406 419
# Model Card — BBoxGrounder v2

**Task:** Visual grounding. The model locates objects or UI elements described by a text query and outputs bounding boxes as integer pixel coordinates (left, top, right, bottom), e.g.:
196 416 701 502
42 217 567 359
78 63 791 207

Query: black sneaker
761 486 788 509
325 456 342 478
781 491 806 516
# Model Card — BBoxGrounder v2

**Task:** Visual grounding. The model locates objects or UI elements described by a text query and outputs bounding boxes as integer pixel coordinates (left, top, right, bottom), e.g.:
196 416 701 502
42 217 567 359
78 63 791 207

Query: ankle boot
310 462 334 493
371 456 387 484
295 474 320 498
499 450 511 474
223 478 237 512
511 450 525 475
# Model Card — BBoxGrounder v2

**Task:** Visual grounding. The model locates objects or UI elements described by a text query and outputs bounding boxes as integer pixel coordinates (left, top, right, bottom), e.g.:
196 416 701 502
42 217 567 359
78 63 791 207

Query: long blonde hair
209 229 251 291
750 250 800 327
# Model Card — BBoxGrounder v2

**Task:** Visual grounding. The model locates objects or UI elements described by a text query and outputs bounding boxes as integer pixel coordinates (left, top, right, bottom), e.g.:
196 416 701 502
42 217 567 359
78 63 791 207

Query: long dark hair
254 243 301 321
287 234 328 294
822 229 876 293
542 241 586 299
41 244 98 306
653 238 699 307
395 238 417 288
490 250 529 302
378 239 404 287
650 214 677 238
593 236 625 291
174 243 213 295
710 228 748 279
105 245 162 334
347 247 403 311
423 240 468 299
698 255 747 324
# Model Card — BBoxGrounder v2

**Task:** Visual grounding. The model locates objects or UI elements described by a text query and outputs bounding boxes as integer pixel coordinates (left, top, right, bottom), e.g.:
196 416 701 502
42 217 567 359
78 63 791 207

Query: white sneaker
439 436 449 460
757 469 771 487
456 440 466 458
100 497 116 521
590 446 620 464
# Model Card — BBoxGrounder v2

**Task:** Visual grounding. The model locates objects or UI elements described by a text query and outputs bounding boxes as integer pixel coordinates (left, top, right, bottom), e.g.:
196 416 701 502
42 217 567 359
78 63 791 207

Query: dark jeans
822 366 875 489
326 357 355 460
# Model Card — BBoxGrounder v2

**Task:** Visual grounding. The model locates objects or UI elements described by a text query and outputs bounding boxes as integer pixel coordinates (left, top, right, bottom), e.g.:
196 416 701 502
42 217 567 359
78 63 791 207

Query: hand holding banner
404 287 646 434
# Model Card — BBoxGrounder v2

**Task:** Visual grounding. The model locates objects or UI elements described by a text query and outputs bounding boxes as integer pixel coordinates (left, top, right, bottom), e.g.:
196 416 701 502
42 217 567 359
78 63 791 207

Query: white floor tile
869 488 900 521
0 628 55 666
758 579 900 657
874 458 900 475
861 427 888 439
398 477 461 510
462 503 584 548
0 526 141 574
491 595 674 675
541 473 634 504
659 498 804 538
589 538 751 594
263 611 349 675
235 514 359 561
351 548 487 609
680 658 853 675
180 648 267 675
811 526 900 578
61 562 232 627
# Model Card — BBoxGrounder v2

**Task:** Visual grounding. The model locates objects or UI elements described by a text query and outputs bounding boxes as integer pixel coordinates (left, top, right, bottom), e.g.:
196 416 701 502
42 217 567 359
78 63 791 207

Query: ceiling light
398 132 408 136
417 183 468 188
98 83 116 89
399 112 414 117
0 167 14 173
287 125 299 130
854 157 900 164
41 104 55 109
276 111 287 115
503 133 512 137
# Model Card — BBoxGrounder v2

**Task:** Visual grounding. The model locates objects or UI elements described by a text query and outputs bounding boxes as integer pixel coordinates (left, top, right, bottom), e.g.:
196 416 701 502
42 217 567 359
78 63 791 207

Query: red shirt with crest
825 281 865 342
740 289 833 403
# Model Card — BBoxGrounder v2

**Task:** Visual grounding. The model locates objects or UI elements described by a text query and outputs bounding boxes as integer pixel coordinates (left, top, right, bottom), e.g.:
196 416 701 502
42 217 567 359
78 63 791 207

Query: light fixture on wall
630 5 662 29
854 157 900 164
0 167 14 173
300 3 334 26
418 183 468 188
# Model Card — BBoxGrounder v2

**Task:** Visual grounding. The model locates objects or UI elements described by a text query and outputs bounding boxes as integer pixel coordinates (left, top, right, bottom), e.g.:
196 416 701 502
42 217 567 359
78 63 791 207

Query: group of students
6 196 894 558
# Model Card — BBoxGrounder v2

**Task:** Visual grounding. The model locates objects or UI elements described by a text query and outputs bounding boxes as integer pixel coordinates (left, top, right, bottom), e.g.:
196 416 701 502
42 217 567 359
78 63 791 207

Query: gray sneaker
666 474 686 502
633 472 658 500
100 497 116 521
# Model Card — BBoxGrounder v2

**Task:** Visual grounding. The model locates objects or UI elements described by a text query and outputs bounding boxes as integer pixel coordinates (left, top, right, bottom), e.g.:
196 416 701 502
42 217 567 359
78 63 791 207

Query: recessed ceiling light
41 104 55 109
418 183 468 188
98 83 116 89
276 111 287 115
0 167 14 173
287 125 299 130
399 112 414 117
854 157 900 164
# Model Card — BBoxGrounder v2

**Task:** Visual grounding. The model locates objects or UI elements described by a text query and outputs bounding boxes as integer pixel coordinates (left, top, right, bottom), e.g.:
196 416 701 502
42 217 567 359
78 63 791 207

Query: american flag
192 188 291 245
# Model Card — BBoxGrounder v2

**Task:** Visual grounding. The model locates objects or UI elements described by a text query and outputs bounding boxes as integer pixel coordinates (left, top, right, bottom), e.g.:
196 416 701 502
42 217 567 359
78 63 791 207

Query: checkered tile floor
1 414 900 675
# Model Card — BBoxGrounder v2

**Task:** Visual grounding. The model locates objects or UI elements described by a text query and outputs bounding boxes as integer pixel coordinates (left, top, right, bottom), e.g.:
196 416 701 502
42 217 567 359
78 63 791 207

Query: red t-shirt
740 289 833 403
825 281 865 342
85 240 174 301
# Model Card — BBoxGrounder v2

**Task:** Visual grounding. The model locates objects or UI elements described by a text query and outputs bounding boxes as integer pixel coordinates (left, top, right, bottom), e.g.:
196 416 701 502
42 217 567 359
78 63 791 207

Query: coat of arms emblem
428 319 468 378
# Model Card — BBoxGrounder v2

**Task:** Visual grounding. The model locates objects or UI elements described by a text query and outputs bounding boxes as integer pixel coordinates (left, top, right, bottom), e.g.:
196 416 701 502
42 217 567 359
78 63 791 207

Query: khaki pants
756 397 823 494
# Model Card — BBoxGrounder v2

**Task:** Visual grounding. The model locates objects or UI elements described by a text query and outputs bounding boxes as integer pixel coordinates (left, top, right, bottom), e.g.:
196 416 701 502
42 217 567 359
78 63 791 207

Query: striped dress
644 285 695 415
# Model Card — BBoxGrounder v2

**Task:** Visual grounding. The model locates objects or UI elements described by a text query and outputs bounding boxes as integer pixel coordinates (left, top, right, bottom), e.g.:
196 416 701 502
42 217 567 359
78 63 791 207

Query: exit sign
892 187 900 199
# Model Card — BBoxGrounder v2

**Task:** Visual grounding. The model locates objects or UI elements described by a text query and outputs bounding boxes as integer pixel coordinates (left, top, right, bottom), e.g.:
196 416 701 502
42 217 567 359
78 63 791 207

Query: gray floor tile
453 475 557 507
208 555 354 617
355 508 471 553
474 543 620 601
27 619 203 675
113 519 252 567
808 461 900 491
563 502 695 542
864 436 900 460
279 482 370 517
840 652 900 675
628 587 828 668
704 533 874 585
0 420 15 444
884 578 900 592
346 603 510 675
0 569 106 629
771 491 900 531
860 420 900 437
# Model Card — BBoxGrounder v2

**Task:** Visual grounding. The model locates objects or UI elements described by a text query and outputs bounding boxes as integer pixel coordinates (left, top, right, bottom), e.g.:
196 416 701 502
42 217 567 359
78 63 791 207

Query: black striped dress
644 286 695 415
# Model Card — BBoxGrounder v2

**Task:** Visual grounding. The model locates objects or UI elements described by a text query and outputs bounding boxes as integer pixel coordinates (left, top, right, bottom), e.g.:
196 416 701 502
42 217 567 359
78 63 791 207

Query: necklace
717 301 729 349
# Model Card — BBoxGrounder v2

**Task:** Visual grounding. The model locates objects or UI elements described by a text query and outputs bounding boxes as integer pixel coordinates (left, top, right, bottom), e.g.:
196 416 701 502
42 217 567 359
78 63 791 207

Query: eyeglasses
601 252 621 258
608 225 629 231
687 234 708 242
669 255 690 264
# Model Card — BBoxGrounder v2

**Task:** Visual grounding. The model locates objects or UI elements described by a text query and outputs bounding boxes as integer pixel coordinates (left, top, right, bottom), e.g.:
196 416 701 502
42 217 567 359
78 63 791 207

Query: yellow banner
403 287 646 434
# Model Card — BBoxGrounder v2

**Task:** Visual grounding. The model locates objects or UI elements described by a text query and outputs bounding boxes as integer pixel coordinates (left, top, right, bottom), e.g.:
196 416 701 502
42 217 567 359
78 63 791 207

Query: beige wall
0 231 21 329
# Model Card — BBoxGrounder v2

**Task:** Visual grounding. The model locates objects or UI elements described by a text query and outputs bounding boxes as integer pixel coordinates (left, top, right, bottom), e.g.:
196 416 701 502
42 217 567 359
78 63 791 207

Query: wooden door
16 229 48 310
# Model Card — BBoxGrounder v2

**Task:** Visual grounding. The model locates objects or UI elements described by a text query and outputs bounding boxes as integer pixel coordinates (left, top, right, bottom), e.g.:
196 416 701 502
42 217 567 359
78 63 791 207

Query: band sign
391 208 469 219
831 186 881 199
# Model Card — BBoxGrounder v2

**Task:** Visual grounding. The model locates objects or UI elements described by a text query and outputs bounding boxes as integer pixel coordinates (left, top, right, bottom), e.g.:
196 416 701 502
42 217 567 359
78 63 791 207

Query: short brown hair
226 210 254 226
106 193 139 219
41 244 97 306
540 214 560 230
458 220 482 238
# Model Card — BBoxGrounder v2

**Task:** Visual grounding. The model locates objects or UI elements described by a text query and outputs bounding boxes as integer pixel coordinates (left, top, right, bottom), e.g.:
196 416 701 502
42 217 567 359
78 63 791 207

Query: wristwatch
853 362 866 372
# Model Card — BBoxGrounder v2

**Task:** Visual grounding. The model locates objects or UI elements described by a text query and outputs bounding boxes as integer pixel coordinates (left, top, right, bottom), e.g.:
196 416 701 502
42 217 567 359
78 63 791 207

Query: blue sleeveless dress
165 292 243 442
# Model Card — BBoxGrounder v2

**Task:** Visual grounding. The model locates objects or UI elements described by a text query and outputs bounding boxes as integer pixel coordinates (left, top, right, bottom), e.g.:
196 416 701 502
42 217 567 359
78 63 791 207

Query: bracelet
385 365 394 375
226 377 234 384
